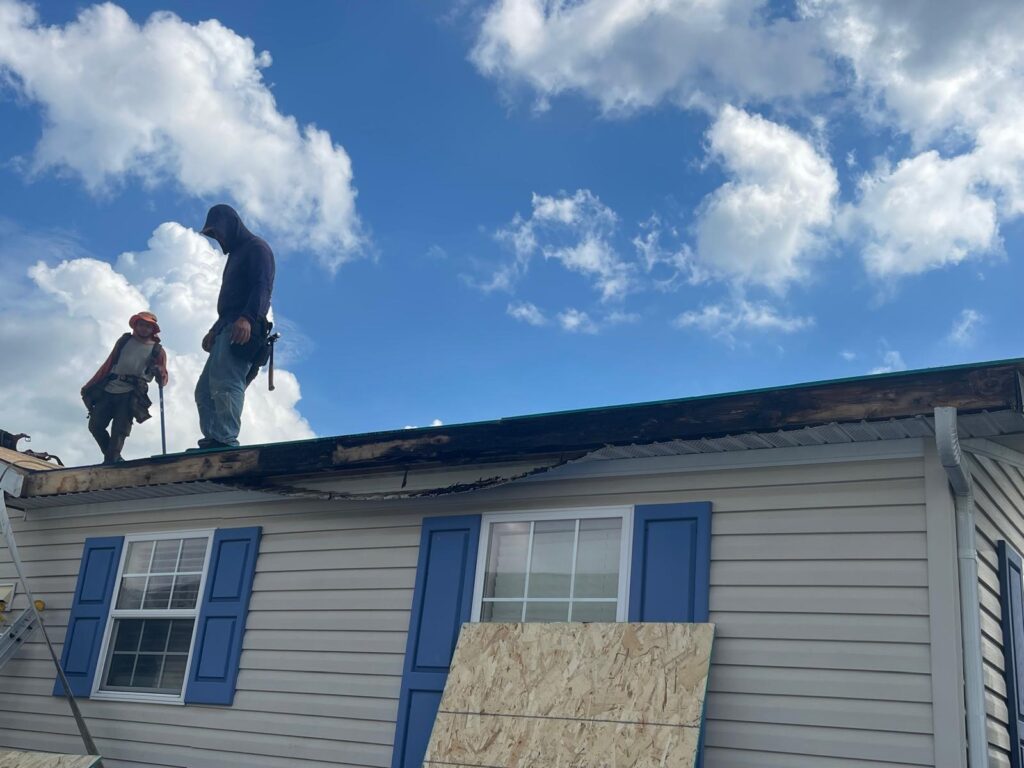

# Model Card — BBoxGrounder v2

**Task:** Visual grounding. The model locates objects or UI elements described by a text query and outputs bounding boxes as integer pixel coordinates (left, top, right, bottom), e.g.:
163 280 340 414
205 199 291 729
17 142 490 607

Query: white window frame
90 528 215 705
471 506 633 623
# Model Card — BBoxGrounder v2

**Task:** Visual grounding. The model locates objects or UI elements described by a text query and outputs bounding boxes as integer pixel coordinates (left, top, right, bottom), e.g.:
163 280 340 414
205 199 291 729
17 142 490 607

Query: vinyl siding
971 452 1024 768
0 446 935 767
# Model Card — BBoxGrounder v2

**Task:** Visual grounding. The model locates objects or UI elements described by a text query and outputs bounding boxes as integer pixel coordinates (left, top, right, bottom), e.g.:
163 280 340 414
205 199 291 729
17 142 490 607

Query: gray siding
0 447 934 767
971 452 1024 768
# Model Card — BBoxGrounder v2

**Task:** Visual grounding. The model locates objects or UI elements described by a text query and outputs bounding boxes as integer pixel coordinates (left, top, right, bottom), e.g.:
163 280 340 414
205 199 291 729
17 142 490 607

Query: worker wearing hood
195 204 276 448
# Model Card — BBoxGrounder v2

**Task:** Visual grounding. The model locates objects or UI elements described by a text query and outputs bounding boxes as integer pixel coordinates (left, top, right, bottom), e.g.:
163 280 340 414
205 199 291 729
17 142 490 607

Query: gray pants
88 391 134 462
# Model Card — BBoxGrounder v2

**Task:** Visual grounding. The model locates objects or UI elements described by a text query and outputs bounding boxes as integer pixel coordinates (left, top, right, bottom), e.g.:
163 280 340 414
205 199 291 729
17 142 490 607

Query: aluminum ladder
0 605 40 671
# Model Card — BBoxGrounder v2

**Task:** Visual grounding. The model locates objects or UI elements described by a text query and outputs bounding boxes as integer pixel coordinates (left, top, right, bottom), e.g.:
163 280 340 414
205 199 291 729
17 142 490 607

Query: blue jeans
195 329 251 446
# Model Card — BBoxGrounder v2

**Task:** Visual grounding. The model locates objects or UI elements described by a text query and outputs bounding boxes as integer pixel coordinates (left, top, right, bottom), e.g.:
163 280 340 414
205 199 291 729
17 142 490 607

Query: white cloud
0 1 363 270
806 0 1024 279
507 301 548 326
948 308 984 346
694 107 838 291
844 151 1000 279
840 350 856 361
870 349 906 374
557 308 598 334
471 0 829 114
488 189 634 301
674 298 813 343
0 223 314 466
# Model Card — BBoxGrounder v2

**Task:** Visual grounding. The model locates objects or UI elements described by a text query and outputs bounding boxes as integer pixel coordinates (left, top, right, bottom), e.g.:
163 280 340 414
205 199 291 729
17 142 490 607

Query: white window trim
471 506 633 623
90 528 215 705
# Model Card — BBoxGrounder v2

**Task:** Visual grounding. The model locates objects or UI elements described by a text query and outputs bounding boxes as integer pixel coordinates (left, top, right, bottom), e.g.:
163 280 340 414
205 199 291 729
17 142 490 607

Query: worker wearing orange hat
81 312 169 464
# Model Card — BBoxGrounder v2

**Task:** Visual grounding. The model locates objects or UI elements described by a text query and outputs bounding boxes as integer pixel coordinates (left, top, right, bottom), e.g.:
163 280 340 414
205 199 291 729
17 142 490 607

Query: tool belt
106 373 143 384
238 319 280 389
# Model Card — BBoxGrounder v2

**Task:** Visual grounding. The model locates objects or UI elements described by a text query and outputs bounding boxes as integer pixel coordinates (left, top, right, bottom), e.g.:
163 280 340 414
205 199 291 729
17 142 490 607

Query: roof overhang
6 359 1024 510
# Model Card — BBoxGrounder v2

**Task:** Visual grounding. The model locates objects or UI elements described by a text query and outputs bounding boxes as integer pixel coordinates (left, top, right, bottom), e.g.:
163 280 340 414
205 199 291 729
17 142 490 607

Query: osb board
427 712 699 766
424 622 714 768
438 623 713 726
0 753 100 768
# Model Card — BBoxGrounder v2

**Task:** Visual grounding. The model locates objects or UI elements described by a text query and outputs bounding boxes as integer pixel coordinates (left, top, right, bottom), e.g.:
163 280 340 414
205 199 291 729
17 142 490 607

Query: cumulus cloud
948 308 984 346
507 301 547 326
694 107 838 291
0 223 314 466
0 1 363 269
674 298 813 343
844 152 1000 278
471 0 829 113
487 189 634 301
806 0 1024 279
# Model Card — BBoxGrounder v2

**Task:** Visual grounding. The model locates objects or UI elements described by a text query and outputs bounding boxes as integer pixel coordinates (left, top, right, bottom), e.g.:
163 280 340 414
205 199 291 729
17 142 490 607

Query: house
2 359 1024 768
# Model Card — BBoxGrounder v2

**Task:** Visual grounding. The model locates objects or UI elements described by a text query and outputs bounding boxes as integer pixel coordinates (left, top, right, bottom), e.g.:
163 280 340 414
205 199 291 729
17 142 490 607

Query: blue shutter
391 515 481 768
999 540 1024 768
629 502 711 622
184 526 261 706
54 536 124 697
629 502 712 767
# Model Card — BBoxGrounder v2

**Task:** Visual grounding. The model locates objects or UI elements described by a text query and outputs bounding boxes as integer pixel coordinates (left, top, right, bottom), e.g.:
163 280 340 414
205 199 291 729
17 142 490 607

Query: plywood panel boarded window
424 622 714 768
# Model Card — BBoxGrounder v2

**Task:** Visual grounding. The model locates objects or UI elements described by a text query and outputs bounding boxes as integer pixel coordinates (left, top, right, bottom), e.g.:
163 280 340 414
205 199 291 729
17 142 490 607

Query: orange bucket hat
129 311 161 341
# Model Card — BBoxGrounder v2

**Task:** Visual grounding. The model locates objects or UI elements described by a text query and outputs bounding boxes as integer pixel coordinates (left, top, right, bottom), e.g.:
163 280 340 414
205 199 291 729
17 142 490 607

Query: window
93 531 213 702
472 509 631 623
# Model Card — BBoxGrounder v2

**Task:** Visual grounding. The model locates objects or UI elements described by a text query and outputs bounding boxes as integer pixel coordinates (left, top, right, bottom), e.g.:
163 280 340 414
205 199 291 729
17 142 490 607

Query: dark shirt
202 205 275 334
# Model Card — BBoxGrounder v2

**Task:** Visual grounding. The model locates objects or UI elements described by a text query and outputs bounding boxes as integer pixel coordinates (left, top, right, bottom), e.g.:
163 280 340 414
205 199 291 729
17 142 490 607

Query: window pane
483 522 529 599
161 655 188 690
571 601 618 622
167 619 194 653
151 540 181 573
480 601 523 622
574 518 621 598
143 575 173 610
139 620 170 652
178 538 208 571
106 653 135 687
525 601 570 622
527 520 574 598
112 619 142 652
116 576 146 610
132 654 162 688
170 574 201 609
124 541 154 575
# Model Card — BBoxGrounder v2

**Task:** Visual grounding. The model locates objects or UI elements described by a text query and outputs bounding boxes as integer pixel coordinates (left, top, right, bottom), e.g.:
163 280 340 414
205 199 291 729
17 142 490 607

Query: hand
230 316 252 345
157 368 169 387
202 330 216 352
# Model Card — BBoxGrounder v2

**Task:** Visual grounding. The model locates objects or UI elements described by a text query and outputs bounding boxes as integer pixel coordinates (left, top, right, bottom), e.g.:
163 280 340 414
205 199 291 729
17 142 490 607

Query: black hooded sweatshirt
202 204 275 335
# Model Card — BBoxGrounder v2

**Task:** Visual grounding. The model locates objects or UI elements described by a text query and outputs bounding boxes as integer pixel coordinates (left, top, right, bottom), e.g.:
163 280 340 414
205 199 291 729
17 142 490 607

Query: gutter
934 407 987 768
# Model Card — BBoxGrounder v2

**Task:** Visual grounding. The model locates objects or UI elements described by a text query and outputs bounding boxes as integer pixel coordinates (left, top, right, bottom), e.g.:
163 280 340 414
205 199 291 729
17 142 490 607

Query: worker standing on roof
194 204 275 449
81 312 168 464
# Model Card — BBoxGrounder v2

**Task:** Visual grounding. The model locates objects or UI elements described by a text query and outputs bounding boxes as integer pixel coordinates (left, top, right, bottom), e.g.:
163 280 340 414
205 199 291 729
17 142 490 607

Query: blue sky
1 0 1021 462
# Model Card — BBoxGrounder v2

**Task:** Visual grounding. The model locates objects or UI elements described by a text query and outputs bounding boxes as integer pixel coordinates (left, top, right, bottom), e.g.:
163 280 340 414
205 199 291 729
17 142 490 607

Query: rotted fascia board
19 360 1024 499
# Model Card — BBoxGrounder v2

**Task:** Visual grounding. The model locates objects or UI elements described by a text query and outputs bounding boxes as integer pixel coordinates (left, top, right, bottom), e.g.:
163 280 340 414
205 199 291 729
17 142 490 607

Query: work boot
104 435 126 465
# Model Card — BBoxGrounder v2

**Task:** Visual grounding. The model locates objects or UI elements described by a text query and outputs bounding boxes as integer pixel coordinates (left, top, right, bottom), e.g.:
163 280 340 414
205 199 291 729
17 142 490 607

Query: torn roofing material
7 358 1024 501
